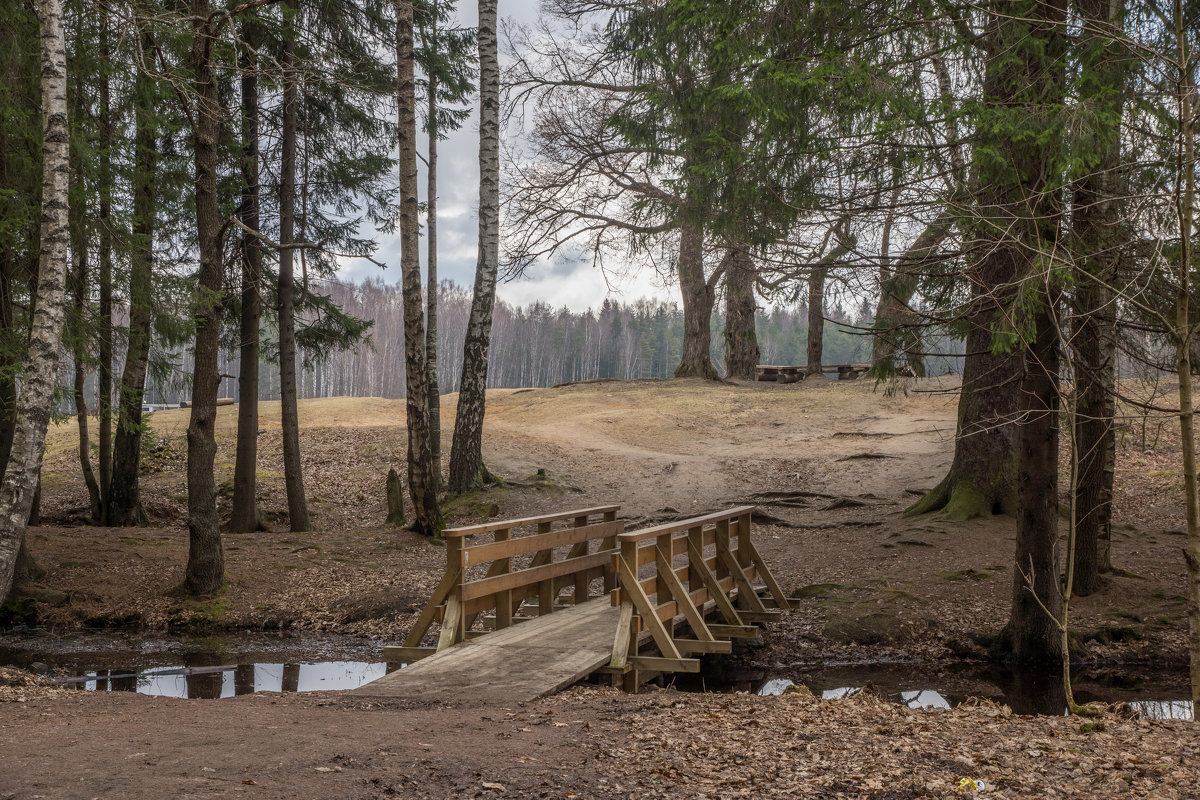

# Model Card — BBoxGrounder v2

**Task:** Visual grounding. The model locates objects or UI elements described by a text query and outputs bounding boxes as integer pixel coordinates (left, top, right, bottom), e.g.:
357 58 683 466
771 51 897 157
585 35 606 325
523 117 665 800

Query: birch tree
448 0 499 493
0 0 70 603
398 0 440 534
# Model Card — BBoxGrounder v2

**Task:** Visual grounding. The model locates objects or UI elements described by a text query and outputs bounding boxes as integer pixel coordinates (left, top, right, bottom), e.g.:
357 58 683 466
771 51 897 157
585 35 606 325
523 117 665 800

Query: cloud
335 2 677 313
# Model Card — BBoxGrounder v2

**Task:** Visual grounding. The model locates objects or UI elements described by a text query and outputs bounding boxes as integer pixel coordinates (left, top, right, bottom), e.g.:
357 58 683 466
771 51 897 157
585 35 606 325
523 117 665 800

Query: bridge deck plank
353 597 621 704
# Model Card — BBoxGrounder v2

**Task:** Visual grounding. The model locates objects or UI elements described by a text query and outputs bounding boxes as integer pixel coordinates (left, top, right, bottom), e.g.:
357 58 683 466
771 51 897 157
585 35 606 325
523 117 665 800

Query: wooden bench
756 363 870 382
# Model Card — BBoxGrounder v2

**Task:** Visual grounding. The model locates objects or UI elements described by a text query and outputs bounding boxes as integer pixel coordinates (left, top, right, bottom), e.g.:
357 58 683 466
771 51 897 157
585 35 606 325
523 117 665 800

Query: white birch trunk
0 0 70 602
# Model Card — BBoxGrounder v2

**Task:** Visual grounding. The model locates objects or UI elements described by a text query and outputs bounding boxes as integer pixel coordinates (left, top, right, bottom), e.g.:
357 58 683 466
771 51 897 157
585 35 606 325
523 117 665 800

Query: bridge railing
609 505 793 680
388 505 621 661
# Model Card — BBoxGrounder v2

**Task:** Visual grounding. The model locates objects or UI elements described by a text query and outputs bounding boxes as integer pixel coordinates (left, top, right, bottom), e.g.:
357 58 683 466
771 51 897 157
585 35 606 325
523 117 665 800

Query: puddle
0 632 403 699
59 661 401 699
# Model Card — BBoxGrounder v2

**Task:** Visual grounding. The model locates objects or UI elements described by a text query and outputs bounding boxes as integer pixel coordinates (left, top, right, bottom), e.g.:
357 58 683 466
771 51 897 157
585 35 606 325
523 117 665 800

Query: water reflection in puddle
756 677 1193 720
61 661 401 699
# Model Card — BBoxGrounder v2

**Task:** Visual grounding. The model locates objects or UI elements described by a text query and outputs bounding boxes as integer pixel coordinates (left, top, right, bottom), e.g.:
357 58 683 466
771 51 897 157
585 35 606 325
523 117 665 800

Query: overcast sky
335 2 674 313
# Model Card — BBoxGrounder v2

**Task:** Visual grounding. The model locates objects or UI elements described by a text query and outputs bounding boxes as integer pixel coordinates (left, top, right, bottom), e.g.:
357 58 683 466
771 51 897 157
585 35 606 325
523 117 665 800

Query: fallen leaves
541 686 1198 800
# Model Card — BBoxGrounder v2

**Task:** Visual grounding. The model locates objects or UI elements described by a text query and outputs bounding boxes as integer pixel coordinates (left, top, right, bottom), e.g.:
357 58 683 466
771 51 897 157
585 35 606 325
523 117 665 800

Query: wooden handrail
442 504 621 538
616 506 755 543
400 505 623 654
462 519 622 566
462 551 613 602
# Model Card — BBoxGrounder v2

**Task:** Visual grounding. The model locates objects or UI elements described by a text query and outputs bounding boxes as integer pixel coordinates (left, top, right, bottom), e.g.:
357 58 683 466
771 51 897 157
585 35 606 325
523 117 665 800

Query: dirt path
478 376 959 515
3 683 1197 799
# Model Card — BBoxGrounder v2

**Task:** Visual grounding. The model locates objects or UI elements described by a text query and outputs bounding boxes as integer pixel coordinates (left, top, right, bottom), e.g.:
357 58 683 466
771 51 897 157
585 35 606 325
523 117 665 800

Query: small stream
0 631 1192 719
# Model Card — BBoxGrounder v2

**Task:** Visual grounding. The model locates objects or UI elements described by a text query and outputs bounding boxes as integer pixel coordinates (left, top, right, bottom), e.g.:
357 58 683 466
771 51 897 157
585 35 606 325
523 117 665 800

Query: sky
335 1 675 313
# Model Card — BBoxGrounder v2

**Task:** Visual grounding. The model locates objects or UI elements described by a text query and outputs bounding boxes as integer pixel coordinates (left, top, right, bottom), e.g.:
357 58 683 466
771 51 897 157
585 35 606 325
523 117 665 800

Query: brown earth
2 375 1198 798
21 375 1191 662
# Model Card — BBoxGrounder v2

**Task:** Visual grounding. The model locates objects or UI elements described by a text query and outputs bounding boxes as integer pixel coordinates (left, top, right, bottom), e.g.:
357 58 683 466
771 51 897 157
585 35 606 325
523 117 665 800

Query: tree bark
1005 294 1064 662
722 246 758 380
96 10 112 514
278 0 311 533
1070 0 1125 596
66 60 100 521
107 21 156 528
68 157 100 521
1171 0 1200 712
448 0 500 493
907 265 1021 521
0 247 17 481
230 18 265 534
805 265 826 377
998 0 1068 664
673 217 717 380
184 1 226 595
397 0 439 534
907 14 1035 524
0 0 69 604
426 8 442 490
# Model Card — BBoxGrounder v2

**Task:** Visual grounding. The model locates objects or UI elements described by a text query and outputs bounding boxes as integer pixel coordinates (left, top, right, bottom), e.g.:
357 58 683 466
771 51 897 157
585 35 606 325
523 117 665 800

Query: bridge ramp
353 598 620 704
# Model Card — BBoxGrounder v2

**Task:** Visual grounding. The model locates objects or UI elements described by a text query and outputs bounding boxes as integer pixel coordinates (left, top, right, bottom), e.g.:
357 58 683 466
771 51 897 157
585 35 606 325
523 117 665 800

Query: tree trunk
66 66 100 522
1171 0 1200 712
907 253 1021 522
1070 0 1125 596
674 217 717 380
230 19 264 534
0 0 69 604
68 170 100 522
278 0 311 533
184 3 225 595
0 248 16 480
397 0 439 534
426 12 442 491
805 265 826 377
107 22 156 528
870 210 955 378
997 0 1068 664
1004 296 1064 662
448 0 500 494
96 10 112 514
386 467 405 526
722 247 758 380
907 12 1037 524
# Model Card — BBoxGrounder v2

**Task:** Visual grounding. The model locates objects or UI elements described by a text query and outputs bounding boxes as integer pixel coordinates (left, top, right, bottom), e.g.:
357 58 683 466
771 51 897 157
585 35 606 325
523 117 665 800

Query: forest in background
117 278 959 404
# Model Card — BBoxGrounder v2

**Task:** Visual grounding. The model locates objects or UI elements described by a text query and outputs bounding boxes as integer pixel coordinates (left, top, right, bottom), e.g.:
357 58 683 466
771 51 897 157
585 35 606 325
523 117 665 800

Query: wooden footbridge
354 505 797 703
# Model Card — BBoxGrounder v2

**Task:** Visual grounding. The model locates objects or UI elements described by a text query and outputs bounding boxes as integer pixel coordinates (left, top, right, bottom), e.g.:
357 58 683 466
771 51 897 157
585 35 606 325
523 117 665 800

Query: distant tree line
113 278 959 402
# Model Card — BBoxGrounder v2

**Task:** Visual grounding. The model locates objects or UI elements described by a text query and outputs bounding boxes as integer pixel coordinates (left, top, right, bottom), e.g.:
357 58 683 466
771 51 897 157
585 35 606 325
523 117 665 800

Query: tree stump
386 468 406 527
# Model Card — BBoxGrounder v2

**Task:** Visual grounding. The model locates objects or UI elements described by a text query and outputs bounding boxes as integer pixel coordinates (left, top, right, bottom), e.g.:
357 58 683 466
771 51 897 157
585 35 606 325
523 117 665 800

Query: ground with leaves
2 682 1197 799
